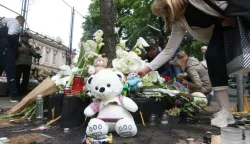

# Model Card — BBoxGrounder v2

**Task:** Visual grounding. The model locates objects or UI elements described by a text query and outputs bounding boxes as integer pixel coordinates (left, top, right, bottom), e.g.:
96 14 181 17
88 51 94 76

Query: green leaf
184 103 191 107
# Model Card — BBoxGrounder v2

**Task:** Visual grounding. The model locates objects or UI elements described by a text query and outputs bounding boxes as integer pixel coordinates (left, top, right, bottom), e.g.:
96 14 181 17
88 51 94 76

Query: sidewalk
0 97 17 109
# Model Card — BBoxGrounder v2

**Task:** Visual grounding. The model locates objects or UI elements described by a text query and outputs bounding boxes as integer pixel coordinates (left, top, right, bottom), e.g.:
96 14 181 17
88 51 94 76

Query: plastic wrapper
81 133 112 144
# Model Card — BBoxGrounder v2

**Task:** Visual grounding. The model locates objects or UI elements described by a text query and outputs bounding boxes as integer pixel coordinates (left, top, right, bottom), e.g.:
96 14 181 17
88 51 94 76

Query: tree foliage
81 0 205 58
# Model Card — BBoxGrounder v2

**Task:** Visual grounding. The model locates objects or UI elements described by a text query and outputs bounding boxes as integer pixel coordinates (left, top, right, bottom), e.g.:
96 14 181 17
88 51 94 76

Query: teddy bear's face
94 57 108 68
127 72 137 80
88 69 123 100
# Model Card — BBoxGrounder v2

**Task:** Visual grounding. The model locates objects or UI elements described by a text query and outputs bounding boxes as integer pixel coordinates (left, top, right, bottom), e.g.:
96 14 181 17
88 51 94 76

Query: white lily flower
71 67 79 73
61 76 71 86
112 58 121 69
119 38 128 49
128 58 142 72
59 65 71 71
82 42 91 52
127 51 141 60
93 30 104 38
148 71 160 83
51 74 61 82
95 37 103 43
98 43 105 49
158 77 165 84
116 45 122 50
136 37 150 48
118 59 130 74
54 79 63 86
134 48 142 55
116 49 128 59
86 40 98 51
115 27 120 34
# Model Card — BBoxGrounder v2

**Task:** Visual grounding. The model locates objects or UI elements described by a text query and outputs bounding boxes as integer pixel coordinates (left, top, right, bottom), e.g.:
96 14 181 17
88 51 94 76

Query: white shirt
1 18 21 35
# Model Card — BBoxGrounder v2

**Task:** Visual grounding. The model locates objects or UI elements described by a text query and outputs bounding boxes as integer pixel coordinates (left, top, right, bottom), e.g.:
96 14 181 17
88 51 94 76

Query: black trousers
16 64 31 95
0 37 20 100
206 21 228 89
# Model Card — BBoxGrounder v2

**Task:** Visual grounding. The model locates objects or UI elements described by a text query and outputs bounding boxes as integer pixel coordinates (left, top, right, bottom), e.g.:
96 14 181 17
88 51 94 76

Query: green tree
82 0 159 45
81 0 205 59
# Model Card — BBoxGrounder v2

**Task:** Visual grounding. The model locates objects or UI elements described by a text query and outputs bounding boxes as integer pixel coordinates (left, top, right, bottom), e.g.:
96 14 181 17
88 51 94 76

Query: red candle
64 87 72 95
72 75 85 92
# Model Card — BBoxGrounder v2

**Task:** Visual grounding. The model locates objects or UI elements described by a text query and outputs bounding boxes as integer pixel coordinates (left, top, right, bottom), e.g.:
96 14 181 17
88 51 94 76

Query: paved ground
0 88 249 144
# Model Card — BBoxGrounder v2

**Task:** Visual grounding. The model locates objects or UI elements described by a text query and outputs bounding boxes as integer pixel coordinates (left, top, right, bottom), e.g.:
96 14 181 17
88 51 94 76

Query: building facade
27 30 68 74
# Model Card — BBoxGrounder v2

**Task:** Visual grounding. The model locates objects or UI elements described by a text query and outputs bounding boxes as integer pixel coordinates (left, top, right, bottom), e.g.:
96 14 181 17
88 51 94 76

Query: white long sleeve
148 21 186 71
2 18 21 35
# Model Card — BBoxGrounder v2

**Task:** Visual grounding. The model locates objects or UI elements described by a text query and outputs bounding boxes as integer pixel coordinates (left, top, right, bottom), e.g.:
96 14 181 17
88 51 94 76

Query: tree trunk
100 0 116 67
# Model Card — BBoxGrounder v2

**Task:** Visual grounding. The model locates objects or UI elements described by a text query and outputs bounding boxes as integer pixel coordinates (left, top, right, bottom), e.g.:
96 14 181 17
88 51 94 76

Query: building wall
30 39 67 73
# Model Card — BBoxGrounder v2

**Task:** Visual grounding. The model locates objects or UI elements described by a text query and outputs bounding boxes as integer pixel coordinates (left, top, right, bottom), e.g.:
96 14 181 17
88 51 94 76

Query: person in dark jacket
0 16 25 102
142 42 171 76
16 32 35 95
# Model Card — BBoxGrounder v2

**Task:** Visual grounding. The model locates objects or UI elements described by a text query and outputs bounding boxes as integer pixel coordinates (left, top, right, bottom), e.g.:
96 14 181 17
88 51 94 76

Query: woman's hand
136 66 152 77
181 80 189 86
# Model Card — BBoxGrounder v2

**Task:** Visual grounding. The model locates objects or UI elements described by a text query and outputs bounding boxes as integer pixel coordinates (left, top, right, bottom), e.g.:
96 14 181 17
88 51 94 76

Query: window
53 50 57 64
45 48 50 62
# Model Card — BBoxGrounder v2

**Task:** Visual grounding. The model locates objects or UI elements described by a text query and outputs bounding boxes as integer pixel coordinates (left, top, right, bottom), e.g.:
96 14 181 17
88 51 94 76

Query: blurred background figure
16 32 34 96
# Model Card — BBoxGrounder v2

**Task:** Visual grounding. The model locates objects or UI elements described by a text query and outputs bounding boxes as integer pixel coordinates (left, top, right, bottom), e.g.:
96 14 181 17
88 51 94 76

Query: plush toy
112 70 130 96
88 65 96 75
126 72 143 91
84 69 138 138
93 56 108 73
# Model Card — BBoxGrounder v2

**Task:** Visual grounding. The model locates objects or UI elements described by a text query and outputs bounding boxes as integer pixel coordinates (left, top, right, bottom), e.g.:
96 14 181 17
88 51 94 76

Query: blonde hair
152 0 187 28
177 51 188 59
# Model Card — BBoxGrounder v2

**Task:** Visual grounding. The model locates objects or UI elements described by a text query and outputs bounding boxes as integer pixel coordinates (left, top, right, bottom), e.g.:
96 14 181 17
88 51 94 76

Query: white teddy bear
84 69 138 138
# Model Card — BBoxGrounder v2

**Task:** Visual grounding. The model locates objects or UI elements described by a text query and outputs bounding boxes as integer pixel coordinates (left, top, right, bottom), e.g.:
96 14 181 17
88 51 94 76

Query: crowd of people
0 16 41 102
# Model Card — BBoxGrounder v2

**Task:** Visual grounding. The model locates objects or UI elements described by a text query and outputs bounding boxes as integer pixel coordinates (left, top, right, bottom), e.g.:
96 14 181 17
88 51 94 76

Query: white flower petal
115 27 120 34
71 67 79 73
148 71 160 83
61 76 70 86
128 51 141 60
59 65 71 71
134 48 142 55
93 30 104 38
136 37 150 48
116 49 128 59
82 42 91 52
95 37 103 43
112 58 121 69
86 40 98 51
119 38 128 49
128 58 142 72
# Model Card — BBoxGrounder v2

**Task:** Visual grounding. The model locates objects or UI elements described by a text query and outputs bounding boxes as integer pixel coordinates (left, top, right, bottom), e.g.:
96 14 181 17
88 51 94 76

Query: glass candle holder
72 75 85 92
64 87 72 95
160 112 169 125
149 113 157 126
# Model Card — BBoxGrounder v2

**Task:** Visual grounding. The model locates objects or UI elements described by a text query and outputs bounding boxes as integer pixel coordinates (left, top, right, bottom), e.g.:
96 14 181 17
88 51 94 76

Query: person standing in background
0 16 25 102
16 32 34 96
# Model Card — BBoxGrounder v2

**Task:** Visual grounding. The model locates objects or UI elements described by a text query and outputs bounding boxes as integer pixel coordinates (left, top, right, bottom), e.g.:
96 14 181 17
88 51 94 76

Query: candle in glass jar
64 87 71 95
72 75 85 91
